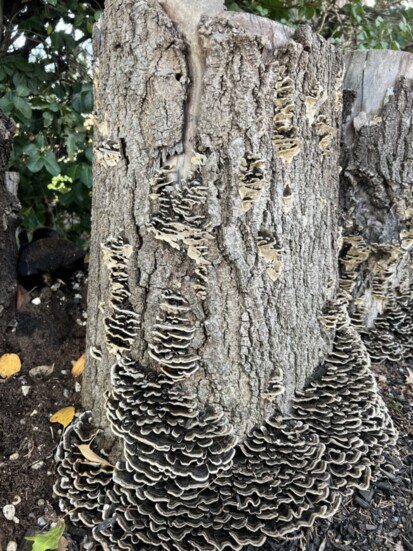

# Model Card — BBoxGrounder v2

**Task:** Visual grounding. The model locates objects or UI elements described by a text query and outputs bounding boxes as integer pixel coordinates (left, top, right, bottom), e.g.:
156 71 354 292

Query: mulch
0 270 412 550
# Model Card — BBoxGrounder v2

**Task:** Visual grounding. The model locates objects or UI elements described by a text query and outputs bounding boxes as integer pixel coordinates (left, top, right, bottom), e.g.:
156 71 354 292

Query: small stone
31 460 44 470
29 364 54 378
3 504 15 521
75 382 81 392
6 542 17 551
37 516 47 527
9 452 19 461
37 498 45 506
393 516 399 523
12 496 21 505
13 516 19 524
366 524 377 531
21 385 31 396
31 297 41 305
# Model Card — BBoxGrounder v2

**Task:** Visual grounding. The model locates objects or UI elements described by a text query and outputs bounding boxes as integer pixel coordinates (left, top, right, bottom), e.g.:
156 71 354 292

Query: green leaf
26 156 44 173
13 96 32 119
25 520 65 551
43 151 61 175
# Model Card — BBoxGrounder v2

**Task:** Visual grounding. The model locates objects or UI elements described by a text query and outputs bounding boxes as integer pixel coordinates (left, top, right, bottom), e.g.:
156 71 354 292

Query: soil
0 271 412 551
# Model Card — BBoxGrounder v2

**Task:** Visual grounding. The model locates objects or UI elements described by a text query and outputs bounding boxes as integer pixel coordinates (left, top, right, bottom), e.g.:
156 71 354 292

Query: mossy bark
84 1 343 445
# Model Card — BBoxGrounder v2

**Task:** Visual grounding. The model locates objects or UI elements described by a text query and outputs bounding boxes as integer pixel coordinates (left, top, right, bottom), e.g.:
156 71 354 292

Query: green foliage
25 520 65 551
227 0 413 52
0 0 101 243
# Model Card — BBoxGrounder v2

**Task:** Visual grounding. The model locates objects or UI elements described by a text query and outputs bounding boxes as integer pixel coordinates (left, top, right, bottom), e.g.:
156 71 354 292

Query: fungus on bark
55 284 396 549
272 65 303 163
238 153 266 213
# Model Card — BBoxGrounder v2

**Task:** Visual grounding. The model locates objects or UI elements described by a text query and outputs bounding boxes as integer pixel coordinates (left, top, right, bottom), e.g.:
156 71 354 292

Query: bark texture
84 1 342 437
340 51 413 361
54 3 397 549
0 112 18 349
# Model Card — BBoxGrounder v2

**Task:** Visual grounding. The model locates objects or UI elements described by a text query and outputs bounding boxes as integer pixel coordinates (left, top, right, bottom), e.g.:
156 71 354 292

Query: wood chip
0 354 21 379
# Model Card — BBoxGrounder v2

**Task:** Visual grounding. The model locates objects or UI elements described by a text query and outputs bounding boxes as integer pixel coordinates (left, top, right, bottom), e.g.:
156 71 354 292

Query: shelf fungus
272 68 303 164
148 289 201 380
94 139 122 168
362 285 413 363
257 235 283 282
293 299 397 497
238 153 266 213
316 115 335 154
55 284 397 549
101 236 140 356
262 367 285 399
54 412 113 529
148 154 212 299
304 82 322 125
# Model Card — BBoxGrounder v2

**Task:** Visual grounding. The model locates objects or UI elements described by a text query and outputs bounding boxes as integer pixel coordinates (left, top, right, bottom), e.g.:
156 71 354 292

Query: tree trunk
54 3 396 549
340 51 413 362
0 112 18 350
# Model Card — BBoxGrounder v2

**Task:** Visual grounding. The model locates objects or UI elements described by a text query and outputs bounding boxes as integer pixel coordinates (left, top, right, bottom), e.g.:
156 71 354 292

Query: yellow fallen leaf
0 353 22 379
50 406 75 429
78 444 113 468
71 353 85 377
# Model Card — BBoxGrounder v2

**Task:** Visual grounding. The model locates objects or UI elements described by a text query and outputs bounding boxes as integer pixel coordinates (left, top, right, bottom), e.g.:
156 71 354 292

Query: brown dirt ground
0 272 412 550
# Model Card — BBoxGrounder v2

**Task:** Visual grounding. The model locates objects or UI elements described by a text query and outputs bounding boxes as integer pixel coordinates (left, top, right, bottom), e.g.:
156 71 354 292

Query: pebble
6 542 17 551
9 452 19 461
21 385 31 396
31 460 44 470
37 516 47 527
2 504 15 521
393 516 399 523
75 381 81 392
31 297 41 305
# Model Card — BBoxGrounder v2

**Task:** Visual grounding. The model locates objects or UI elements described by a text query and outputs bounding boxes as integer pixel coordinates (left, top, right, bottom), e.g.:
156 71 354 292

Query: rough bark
340 51 413 361
84 0 342 439
54 3 397 549
0 112 18 349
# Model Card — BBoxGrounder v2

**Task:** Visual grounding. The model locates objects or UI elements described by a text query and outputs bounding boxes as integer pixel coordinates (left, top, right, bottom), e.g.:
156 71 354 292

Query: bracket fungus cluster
238 153 266 213
101 236 140 357
148 155 212 300
316 115 335 154
55 240 397 549
272 65 302 164
148 290 200 380
257 235 283 283
95 139 122 168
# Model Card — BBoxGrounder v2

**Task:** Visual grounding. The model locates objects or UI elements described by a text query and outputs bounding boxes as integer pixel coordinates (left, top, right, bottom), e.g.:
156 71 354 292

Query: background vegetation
0 0 412 246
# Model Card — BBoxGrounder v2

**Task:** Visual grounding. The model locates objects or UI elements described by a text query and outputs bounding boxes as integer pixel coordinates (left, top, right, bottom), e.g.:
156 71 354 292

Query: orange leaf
71 353 85 377
0 353 22 379
50 406 75 429
77 444 113 468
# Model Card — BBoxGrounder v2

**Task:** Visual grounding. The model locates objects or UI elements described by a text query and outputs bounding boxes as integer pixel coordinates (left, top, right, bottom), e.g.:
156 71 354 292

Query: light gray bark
84 1 342 443
340 51 413 361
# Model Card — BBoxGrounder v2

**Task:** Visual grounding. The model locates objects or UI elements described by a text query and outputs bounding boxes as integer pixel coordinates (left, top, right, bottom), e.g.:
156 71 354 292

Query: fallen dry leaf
78 444 113 468
57 535 70 551
16 284 31 309
50 406 75 429
0 353 21 379
71 353 85 377
405 368 413 389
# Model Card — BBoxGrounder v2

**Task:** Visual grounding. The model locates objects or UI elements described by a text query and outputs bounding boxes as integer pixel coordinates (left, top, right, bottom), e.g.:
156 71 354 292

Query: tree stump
54 3 397 548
